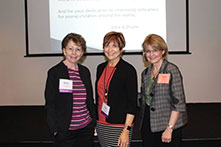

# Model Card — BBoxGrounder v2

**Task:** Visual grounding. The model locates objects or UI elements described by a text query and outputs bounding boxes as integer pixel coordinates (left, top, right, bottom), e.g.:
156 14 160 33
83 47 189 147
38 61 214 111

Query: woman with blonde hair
139 34 188 147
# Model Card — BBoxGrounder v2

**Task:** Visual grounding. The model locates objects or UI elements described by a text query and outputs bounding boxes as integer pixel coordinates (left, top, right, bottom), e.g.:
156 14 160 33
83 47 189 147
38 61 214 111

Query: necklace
151 67 160 79
103 65 116 103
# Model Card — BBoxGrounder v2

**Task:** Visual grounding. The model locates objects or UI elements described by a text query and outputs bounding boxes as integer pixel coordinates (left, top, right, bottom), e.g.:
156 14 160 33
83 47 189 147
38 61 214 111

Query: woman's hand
161 127 173 143
118 129 130 147
162 111 180 143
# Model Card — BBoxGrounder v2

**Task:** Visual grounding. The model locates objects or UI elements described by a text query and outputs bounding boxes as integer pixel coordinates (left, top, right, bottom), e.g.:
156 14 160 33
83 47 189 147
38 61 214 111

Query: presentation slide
26 0 188 55
49 0 166 53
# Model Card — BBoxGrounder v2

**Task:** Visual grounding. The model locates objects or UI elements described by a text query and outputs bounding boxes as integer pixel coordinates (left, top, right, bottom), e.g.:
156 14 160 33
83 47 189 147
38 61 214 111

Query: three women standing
45 32 187 147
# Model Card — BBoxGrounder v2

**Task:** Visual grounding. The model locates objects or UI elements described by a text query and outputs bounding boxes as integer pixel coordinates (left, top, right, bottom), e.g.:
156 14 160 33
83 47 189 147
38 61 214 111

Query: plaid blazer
139 59 188 132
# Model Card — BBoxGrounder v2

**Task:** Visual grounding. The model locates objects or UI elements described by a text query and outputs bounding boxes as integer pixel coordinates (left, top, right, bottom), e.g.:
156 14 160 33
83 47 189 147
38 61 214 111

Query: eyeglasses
143 49 163 54
66 46 82 52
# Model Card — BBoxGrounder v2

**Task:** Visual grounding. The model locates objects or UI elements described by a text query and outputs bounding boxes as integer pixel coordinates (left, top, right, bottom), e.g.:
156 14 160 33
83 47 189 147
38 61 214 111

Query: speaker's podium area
0 103 221 147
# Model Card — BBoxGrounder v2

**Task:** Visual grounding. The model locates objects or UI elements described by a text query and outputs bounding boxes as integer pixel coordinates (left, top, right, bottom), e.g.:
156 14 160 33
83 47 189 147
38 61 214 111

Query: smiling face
104 41 122 64
63 40 83 65
102 32 125 66
143 45 165 65
142 34 168 65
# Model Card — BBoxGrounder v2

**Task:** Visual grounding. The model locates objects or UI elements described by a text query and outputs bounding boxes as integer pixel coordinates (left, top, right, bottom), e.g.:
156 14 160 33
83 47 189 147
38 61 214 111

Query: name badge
157 74 170 84
101 102 110 118
59 79 73 93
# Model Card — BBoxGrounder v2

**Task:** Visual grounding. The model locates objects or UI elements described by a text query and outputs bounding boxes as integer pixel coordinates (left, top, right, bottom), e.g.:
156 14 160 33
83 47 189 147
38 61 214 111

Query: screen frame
24 0 191 57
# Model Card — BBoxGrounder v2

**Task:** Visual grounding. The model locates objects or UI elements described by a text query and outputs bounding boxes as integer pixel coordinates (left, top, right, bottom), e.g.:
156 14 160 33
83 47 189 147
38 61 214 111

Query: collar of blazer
144 59 169 97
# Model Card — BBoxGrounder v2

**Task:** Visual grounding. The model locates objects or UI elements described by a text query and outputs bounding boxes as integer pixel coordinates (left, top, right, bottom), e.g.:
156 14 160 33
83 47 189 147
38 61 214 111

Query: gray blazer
139 59 188 132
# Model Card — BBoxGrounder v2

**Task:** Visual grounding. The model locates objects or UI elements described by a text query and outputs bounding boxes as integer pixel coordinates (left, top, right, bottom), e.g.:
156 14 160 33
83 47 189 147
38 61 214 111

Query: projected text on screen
49 0 166 53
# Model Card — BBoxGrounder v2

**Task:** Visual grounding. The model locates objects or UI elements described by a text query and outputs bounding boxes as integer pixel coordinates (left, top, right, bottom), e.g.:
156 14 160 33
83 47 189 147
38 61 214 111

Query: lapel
159 59 169 74
59 61 70 79
142 64 152 103
98 61 108 80
143 65 151 93
146 59 169 101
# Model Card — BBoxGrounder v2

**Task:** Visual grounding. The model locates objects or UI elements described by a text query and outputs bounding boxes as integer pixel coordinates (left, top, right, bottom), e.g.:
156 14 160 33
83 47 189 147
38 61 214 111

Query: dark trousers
141 105 182 147
54 120 95 147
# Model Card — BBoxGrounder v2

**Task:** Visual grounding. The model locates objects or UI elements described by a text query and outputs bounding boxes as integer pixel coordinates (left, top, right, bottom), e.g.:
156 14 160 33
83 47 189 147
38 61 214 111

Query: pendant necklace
103 65 116 103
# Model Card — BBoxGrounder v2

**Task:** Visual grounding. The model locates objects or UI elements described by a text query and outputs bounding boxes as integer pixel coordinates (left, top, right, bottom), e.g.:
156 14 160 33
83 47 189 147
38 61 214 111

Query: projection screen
25 0 189 56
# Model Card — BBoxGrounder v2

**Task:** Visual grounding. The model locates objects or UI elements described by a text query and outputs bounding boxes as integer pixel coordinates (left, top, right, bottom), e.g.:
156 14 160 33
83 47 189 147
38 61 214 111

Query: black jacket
45 61 96 133
95 59 138 124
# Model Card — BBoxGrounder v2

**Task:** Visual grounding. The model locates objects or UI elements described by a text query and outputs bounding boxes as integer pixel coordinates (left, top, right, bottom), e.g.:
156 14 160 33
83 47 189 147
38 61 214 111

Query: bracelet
167 125 174 130
124 125 132 131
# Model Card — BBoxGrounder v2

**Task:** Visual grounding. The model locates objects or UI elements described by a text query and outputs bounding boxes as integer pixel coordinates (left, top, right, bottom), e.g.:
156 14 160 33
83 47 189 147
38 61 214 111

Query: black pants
141 105 182 147
54 120 95 147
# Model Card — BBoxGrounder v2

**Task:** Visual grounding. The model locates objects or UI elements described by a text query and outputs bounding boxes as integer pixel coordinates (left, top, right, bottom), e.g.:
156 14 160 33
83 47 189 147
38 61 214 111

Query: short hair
103 31 125 50
61 33 87 53
142 34 168 57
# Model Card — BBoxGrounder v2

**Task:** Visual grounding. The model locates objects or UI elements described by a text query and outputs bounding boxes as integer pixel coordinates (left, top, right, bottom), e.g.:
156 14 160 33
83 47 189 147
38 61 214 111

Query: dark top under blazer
45 61 96 133
95 58 138 124
139 59 188 132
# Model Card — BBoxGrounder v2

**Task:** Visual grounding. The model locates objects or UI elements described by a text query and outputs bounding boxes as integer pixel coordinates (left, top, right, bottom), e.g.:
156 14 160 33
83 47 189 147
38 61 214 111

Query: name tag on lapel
157 74 170 84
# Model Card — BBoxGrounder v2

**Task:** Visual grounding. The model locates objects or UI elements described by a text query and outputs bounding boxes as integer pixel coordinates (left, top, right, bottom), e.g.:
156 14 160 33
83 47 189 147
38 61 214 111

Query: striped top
68 68 92 130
